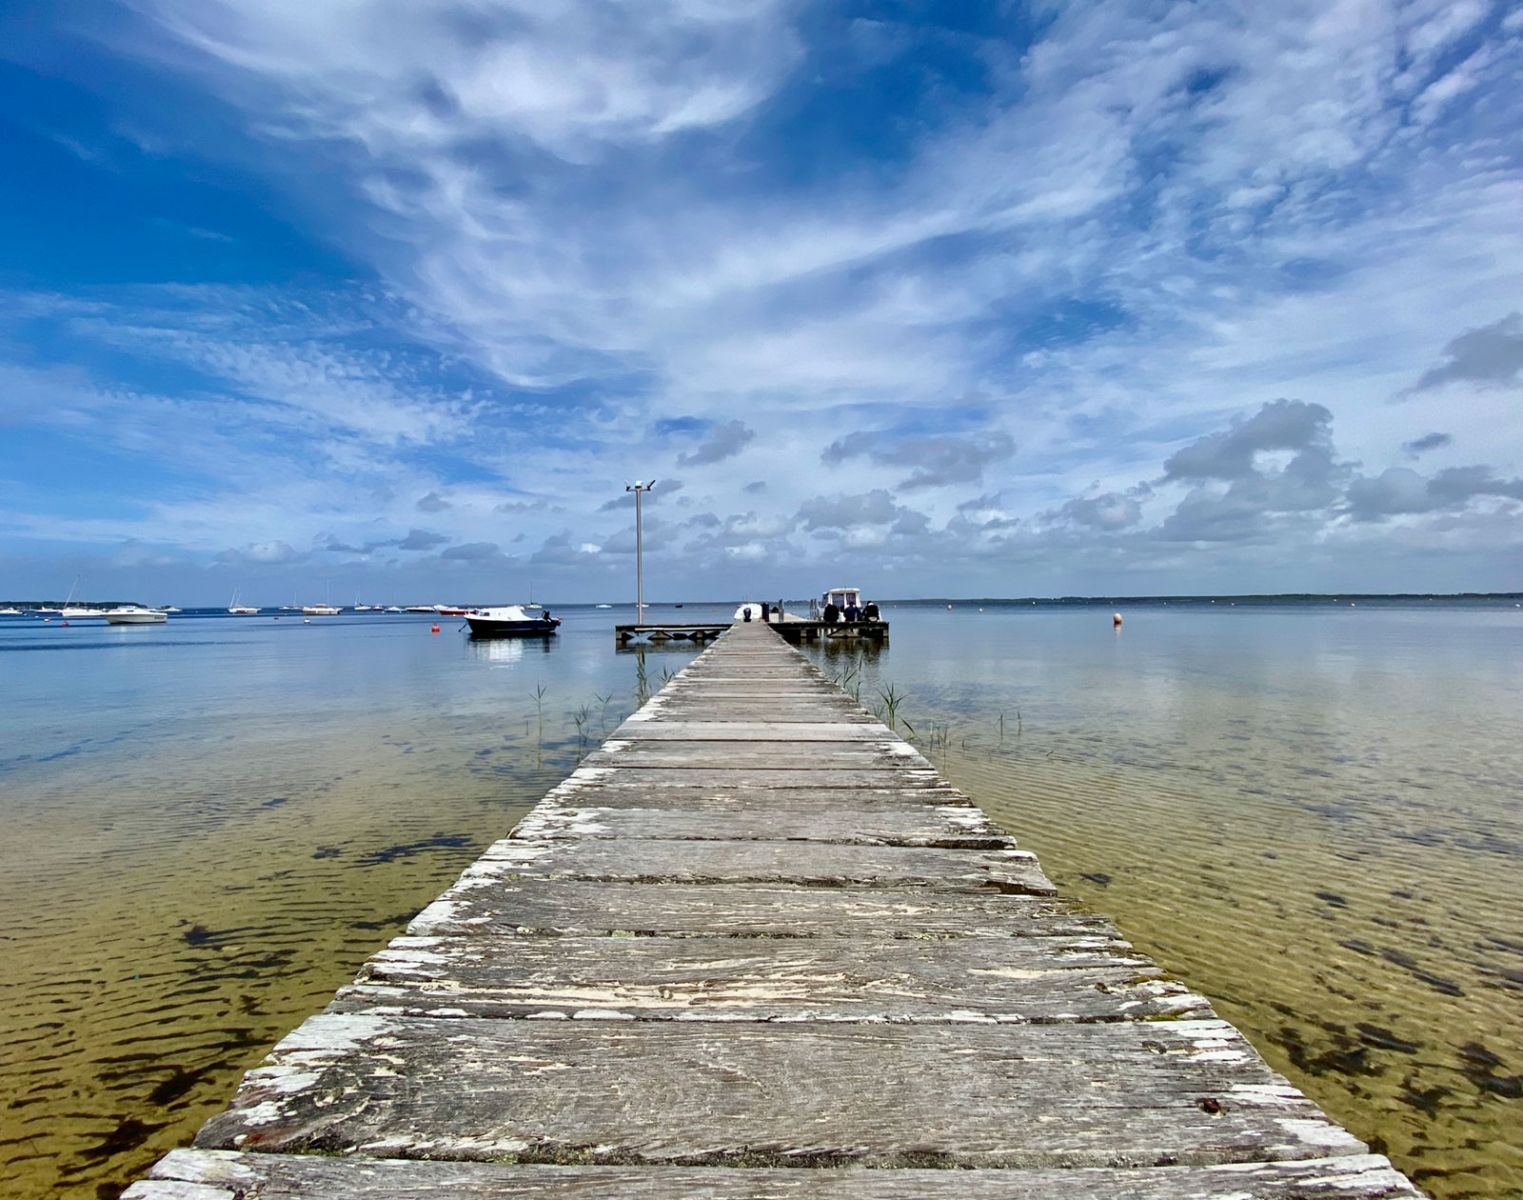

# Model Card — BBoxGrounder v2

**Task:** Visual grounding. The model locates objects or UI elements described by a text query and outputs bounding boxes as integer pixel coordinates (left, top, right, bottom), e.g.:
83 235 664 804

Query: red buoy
430 624 441 633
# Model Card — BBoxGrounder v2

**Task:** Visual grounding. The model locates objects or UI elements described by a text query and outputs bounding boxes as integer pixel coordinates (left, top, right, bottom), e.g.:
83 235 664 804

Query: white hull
104 608 167 624
302 605 341 616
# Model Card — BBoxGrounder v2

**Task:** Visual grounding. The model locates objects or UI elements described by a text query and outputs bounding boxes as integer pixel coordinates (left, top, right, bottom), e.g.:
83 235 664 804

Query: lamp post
625 480 655 625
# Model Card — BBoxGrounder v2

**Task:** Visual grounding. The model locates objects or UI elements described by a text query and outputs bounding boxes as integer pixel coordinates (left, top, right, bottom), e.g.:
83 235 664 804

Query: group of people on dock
822 598 879 624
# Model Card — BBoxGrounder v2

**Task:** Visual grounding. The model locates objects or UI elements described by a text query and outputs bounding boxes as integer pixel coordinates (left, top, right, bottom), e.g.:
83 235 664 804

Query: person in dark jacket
823 602 839 624
862 601 879 622
844 600 860 623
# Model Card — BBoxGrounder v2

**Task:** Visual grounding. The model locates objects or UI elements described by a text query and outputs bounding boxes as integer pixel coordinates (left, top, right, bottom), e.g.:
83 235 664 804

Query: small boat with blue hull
464 605 560 638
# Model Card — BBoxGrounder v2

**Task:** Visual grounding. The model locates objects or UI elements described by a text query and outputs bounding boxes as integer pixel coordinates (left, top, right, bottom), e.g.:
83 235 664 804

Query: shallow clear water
799 601 1523 1199
0 601 1519 1198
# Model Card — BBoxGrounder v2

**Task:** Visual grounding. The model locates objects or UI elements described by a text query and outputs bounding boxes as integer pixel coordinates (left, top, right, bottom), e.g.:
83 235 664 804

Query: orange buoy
430 624 441 633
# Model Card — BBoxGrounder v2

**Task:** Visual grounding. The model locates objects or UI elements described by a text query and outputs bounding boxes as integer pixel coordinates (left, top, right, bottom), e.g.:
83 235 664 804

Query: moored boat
104 606 168 625
464 605 560 637
302 604 341 616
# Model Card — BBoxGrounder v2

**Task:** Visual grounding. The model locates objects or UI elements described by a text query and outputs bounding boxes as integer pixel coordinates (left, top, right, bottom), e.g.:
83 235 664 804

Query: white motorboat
61 606 107 620
0 606 22 615
464 605 560 638
158 605 182 613
104 606 167 625
302 604 341 616
733 601 767 622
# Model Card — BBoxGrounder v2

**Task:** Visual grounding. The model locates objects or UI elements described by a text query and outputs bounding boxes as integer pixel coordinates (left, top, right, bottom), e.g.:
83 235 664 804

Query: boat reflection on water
465 635 554 666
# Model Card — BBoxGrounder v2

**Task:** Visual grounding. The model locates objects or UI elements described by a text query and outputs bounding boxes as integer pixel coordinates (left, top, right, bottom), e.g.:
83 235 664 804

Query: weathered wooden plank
540 780 980 810
467 837 1056 894
636 705 882 724
194 1016 1366 1168
657 685 840 694
611 721 894 741
129 1148 1424 1199
408 879 1109 940
582 742 926 770
512 803 1012 848
561 766 948 788
330 933 1208 1023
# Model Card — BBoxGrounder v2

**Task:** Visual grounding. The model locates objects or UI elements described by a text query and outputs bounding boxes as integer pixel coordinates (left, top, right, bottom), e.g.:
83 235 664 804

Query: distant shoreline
4 592 1518 610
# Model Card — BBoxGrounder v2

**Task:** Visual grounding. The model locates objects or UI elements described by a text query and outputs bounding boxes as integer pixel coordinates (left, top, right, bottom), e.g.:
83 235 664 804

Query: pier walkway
128 622 1419 1198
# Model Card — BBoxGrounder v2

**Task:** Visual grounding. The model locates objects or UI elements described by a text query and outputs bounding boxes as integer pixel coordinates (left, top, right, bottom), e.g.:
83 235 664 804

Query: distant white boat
302 604 341 616
158 605 182 613
385 605 403 613
104 606 167 625
228 590 258 615
0 606 22 615
61 606 107 620
595 603 613 609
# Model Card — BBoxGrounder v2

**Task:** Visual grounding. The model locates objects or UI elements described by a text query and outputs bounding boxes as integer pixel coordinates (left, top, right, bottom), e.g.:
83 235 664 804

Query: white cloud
2 1 1518 597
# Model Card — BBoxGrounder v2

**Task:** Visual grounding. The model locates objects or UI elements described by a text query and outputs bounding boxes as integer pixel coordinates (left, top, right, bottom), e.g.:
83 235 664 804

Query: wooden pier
617 617 887 645
616 621 727 644
127 622 1420 1199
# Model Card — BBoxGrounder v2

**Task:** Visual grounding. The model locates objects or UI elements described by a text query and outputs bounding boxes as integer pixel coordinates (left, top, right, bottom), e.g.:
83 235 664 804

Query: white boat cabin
821 587 861 611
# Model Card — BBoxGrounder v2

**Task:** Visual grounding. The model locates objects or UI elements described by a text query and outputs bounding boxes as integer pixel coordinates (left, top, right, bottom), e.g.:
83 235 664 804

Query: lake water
0 600 1519 1198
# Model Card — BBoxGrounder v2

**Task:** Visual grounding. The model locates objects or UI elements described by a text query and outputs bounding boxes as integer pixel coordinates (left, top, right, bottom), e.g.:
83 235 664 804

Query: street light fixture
625 480 655 625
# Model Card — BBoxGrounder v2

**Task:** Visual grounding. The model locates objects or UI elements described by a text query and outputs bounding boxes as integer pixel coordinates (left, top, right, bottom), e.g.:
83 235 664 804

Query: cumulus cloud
797 489 899 530
675 420 754 467
1053 492 1143 530
1162 399 1333 482
1157 400 1347 542
821 431 1015 490
398 528 449 551
1346 465 1523 522
440 541 505 562
416 491 452 512
1402 432 1452 457
215 540 302 565
1403 313 1522 395
530 532 604 565
796 489 933 537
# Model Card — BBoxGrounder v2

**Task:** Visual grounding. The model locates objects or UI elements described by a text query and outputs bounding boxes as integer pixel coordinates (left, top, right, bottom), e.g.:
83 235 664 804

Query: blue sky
1 1 1518 603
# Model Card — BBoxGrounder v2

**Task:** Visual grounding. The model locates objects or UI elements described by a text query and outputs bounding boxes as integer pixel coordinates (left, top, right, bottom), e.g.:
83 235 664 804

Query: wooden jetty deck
618 617 887 645
126 622 1421 1199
